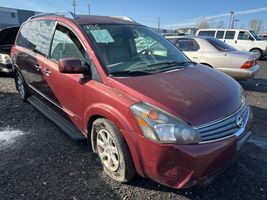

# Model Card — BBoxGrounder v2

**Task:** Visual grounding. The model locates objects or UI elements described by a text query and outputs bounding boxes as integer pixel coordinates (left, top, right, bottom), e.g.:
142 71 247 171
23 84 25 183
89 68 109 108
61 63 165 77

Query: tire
92 118 135 182
15 71 30 101
250 49 262 60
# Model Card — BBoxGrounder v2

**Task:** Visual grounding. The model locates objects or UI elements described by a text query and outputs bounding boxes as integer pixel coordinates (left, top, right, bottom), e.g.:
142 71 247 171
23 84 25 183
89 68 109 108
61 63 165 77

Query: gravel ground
0 60 267 200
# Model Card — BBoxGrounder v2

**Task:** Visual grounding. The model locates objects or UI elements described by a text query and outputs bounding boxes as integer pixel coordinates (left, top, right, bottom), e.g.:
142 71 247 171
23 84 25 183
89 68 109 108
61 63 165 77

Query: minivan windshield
249 31 262 41
206 38 236 51
82 24 191 76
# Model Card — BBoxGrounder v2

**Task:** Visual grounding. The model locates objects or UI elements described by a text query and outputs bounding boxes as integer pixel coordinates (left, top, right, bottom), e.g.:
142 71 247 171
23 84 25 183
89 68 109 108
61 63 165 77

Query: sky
1 0 267 30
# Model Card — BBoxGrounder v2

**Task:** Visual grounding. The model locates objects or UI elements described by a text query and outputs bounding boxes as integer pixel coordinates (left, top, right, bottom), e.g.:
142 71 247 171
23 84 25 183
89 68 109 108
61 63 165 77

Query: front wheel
15 71 29 101
92 118 135 183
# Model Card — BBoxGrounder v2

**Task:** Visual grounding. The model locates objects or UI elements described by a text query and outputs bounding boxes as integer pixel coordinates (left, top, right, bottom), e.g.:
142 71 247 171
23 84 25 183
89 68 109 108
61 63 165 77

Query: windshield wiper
147 61 194 68
110 69 154 77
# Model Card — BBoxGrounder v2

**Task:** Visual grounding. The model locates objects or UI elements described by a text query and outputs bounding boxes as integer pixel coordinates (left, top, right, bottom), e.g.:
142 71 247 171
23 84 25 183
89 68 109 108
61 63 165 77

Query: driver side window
238 31 251 40
50 25 85 62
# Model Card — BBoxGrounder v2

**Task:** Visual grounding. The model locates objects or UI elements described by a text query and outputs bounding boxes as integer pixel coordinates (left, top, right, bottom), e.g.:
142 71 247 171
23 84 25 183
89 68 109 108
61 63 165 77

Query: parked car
165 35 260 80
196 29 267 59
0 26 19 73
12 12 253 189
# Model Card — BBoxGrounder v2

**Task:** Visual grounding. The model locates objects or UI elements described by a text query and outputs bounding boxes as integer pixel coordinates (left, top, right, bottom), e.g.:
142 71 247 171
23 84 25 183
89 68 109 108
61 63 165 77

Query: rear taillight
10 45 15 59
241 60 257 69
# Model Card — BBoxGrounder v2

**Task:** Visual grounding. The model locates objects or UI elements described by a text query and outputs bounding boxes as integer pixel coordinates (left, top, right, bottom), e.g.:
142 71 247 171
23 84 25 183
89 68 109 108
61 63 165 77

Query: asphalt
0 59 267 200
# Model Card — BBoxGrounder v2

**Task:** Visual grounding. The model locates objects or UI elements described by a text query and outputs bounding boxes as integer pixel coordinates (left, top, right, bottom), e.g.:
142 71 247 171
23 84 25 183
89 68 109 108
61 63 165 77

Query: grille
196 105 249 142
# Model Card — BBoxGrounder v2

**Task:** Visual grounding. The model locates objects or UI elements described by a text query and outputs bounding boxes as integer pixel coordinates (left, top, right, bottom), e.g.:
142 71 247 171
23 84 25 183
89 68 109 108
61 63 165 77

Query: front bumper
130 106 253 189
0 63 13 73
218 64 260 80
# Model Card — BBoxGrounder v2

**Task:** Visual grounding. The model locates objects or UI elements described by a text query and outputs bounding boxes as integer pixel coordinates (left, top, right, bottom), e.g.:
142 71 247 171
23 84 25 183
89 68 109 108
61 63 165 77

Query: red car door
42 24 87 130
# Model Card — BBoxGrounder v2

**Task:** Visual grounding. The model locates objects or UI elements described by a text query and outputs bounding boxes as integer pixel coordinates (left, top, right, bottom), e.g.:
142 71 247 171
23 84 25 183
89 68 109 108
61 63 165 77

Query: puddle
248 137 267 150
0 127 25 147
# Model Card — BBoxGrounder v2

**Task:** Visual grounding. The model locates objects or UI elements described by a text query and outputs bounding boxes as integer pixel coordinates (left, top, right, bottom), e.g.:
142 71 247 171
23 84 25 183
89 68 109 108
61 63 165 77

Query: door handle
235 40 237 44
34 64 42 71
43 68 51 76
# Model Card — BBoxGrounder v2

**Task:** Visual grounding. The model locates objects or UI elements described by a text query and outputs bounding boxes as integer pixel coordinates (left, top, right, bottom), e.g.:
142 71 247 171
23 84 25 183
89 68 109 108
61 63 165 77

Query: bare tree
249 19 263 33
217 20 225 28
196 18 209 29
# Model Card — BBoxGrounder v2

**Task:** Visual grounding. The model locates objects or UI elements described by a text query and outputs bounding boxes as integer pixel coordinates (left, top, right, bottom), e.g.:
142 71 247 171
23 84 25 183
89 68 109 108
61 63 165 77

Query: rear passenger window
176 39 200 51
198 31 215 37
216 31 225 39
16 20 55 56
50 25 85 62
225 31 235 39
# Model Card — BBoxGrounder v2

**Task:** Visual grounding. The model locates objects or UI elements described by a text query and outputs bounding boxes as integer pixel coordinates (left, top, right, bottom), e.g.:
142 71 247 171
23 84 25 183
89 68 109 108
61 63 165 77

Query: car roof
30 12 138 25
75 15 137 25
197 28 251 32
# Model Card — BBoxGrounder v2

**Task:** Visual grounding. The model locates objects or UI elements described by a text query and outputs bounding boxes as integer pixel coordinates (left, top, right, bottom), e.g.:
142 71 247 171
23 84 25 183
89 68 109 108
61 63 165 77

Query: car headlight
130 102 198 144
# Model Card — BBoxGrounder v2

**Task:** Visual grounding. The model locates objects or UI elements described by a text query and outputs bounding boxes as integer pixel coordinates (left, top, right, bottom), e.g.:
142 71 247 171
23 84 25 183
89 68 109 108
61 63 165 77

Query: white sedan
165 36 260 80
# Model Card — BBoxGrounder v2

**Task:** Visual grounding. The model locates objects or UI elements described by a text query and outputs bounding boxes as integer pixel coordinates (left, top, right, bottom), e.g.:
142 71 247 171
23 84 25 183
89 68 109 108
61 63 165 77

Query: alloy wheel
96 129 120 172
17 75 25 98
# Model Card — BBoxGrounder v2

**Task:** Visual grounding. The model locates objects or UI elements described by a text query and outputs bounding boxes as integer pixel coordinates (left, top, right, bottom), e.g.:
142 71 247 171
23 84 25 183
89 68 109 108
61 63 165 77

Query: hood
108 64 243 126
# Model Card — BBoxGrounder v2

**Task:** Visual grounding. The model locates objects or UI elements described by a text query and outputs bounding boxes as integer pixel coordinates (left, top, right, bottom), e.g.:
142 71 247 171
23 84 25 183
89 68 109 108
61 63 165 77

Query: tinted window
206 38 236 51
238 31 251 40
216 31 225 39
50 25 85 62
166 38 177 45
225 31 235 39
176 39 200 51
198 31 215 37
0 27 19 45
16 20 55 56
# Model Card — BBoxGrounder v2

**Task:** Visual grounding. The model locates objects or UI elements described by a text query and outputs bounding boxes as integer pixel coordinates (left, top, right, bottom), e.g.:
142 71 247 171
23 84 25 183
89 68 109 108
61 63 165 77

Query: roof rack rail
28 11 79 20
110 16 136 23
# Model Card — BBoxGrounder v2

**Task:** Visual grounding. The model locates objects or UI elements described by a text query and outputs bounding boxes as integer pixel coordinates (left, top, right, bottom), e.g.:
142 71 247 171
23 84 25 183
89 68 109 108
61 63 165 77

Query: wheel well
87 115 105 152
200 63 213 68
250 48 262 52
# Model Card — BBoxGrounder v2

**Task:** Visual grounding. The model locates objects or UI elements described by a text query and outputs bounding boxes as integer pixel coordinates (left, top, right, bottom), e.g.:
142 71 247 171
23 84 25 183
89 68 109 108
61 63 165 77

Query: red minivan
11 12 253 189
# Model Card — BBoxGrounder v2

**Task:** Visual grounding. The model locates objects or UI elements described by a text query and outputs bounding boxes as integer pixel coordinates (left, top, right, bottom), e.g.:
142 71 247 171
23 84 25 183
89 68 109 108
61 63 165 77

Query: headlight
240 88 246 106
130 102 198 144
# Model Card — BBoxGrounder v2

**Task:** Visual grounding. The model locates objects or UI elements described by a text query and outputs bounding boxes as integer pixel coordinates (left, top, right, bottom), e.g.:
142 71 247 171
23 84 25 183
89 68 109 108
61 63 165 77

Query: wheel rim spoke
96 128 120 172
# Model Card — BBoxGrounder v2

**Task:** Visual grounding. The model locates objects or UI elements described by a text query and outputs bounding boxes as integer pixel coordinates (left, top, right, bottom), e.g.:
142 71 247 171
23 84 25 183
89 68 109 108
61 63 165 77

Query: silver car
165 36 260 80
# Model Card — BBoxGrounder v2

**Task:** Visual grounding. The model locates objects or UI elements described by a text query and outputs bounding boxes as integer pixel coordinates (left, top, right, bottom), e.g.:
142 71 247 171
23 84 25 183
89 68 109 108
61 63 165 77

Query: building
0 7 39 29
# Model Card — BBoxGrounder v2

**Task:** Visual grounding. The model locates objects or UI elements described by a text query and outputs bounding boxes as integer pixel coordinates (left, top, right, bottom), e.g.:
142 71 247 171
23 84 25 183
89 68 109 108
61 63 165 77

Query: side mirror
249 36 255 41
58 58 84 74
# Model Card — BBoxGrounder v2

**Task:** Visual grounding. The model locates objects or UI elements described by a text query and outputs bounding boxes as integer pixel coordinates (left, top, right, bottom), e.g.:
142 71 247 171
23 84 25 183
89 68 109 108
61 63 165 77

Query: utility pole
231 14 235 29
234 19 239 29
72 0 77 14
229 11 234 28
158 18 161 33
87 3 90 15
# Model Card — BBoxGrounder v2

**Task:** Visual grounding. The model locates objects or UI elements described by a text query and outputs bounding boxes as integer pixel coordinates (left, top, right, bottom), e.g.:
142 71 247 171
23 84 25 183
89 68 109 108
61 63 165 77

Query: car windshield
206 38 236 51
249 31 261 41
81 24 191 76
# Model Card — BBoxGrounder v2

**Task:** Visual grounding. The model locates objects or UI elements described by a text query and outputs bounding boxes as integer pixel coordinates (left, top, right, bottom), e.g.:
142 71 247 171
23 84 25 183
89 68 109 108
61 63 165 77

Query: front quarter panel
83 80 139 133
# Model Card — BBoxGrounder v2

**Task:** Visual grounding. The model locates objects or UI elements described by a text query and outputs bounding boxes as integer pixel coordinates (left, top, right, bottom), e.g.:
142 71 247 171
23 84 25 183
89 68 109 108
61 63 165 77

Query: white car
196 29 267 59
165 36 260 80
0 53 12 73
